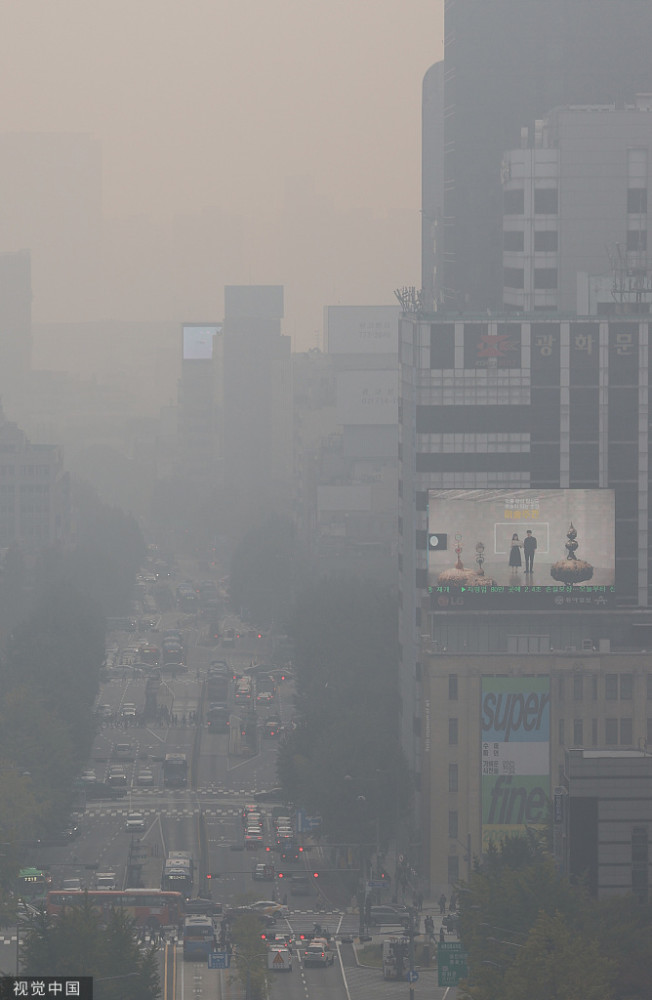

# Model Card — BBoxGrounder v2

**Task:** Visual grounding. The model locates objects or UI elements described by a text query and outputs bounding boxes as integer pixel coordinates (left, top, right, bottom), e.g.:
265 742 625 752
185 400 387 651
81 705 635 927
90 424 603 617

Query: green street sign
438 941 469 987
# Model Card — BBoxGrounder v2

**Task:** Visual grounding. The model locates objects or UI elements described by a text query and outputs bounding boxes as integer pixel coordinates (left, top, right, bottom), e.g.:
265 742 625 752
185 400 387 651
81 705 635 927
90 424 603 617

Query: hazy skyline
0 1 443 349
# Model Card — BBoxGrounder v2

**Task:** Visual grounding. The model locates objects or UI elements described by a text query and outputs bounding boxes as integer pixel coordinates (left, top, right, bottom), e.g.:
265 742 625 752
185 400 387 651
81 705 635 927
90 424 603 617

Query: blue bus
182 915 216 960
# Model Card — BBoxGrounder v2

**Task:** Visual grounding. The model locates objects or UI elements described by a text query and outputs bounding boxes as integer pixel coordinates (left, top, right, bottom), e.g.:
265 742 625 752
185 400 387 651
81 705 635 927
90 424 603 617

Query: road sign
296 809 322 833
407 969 419 983
437 941 468 987
208 951 230 969
366 880 386 889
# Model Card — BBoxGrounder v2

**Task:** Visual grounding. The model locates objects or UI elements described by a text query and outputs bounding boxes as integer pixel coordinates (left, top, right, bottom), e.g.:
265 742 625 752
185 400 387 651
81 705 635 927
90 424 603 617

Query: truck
267 946 292 972
163 753 188 788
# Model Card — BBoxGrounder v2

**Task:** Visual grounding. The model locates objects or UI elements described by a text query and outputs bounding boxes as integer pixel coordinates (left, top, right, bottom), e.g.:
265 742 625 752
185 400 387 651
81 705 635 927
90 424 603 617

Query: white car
125 812 145 832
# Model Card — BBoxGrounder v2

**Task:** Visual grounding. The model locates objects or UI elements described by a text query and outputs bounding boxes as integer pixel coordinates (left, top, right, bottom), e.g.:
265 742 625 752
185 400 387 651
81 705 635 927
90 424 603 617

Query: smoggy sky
0 1 443 348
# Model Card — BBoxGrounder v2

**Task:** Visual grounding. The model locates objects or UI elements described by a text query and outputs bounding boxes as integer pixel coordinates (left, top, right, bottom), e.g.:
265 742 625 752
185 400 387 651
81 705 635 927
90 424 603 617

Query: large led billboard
481 676 550 852
428 489 615 610
182 324 222 360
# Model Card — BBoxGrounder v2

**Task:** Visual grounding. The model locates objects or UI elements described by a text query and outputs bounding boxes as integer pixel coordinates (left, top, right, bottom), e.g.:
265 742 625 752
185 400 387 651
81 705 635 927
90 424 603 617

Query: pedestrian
439 892 447 915
439 926 445 943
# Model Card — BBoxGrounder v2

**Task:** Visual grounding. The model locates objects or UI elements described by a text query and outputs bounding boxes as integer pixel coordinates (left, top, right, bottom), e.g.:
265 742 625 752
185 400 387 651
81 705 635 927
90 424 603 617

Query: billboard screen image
427 489 615 610
481 676 550 852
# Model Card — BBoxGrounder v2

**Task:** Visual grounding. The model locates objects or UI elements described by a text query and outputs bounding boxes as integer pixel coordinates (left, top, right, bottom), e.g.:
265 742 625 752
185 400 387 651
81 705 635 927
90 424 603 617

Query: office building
0 250 32 406
398 310 652 889
501 99 652 314
435 0 652 310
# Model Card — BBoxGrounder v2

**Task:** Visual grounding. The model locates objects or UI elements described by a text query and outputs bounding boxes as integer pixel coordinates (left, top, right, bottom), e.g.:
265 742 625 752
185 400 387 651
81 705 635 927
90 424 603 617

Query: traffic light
313 871 319 879
260 932 270 941
277 871 285 879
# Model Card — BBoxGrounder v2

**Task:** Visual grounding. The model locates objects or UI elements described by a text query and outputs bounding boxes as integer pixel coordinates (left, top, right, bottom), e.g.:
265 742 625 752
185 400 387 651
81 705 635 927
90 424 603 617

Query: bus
17 868 51 902
163 753 188 788
182 915 217 960
45 889 184 930
206 703 229 732
162 852 194 896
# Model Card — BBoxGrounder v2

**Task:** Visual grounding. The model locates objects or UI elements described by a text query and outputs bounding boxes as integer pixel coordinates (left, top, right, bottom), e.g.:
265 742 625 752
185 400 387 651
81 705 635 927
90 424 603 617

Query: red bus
45 889 184 929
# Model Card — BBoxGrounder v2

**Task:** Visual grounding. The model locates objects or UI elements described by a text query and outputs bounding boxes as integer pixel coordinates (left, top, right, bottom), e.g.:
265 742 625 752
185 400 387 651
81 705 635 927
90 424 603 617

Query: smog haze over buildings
0 0 443 353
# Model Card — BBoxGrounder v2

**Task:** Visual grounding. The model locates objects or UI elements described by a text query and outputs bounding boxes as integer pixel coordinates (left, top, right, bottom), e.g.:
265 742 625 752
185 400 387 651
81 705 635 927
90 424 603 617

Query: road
1 602 452 1000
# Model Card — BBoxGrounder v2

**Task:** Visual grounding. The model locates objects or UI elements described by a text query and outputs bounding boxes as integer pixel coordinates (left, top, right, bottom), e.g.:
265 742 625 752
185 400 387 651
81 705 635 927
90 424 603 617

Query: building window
534 268 558 289
627 188 648 213
573 674 583 701
592 719 598 745
605 674 618 700
449 718 458 746
448 811 458 839
504 188 524 215
620 718 633 745
620 674 633 700
449 764 458 793
534 230 558 252
534 188 558 214
448 856 460 883
503 230 524 251
558 675 565 699
627 230 647 251
573 719 583 746
605 718 618 745
449 675 458 701
504 267 525 289
559 719 565 745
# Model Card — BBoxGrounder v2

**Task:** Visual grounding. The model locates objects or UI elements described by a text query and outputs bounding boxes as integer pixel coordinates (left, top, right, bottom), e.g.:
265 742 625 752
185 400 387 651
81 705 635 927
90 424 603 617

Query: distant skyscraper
0 249 32 404
0 132 102 322
436 0 652 310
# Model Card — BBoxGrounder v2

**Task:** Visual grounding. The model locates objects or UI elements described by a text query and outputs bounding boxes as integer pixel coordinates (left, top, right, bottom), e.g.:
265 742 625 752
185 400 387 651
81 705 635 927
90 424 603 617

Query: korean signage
437 942 469 987
324 305 399 354
481 676 550 852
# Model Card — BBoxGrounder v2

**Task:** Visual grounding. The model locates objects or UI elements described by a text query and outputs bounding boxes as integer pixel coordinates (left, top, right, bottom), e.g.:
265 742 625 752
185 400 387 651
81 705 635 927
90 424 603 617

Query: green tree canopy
458 834 652 1000
277 577 410 845
21 901 160 1000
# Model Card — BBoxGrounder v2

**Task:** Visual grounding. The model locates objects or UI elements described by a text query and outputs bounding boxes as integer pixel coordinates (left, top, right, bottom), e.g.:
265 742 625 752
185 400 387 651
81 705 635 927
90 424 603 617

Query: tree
277 577 411 846
458 834 652 1000
229 914 270 1000
229 515 308 626
21 901 160 1000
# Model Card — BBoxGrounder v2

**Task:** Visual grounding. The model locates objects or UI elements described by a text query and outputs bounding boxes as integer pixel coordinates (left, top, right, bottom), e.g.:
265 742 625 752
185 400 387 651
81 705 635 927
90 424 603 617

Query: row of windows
504 188 559 215
447 714 652 749
504 230 559 252
504 187 647 217
504 267 558 290
449 673 652 702
0 465 53 478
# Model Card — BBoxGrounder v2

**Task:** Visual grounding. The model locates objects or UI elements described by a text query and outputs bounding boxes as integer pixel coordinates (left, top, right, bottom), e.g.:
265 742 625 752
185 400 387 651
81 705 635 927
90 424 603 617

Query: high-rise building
436 0 652 310
0 250 32 404
398 310 652 889
501 99 652 314
222 286 291 536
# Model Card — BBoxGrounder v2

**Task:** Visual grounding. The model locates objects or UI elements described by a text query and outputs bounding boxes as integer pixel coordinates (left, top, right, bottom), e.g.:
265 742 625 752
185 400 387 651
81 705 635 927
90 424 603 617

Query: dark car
368 905 410 927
